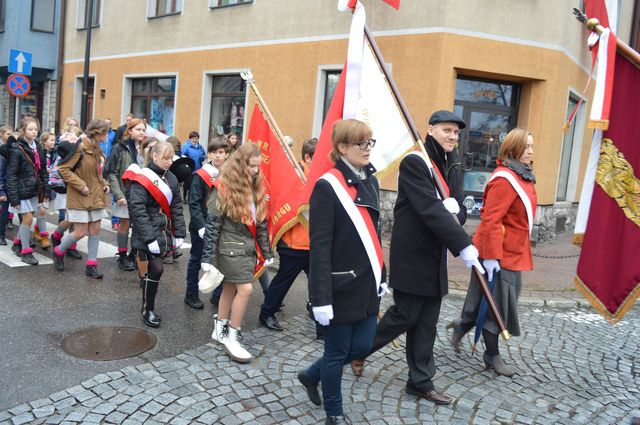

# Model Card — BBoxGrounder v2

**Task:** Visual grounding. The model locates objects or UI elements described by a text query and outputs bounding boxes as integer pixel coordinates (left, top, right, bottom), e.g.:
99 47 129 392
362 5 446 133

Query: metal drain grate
62 326 157 361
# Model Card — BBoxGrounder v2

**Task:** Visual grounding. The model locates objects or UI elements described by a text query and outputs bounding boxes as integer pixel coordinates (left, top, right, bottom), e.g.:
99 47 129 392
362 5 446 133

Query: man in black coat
355 110 483 405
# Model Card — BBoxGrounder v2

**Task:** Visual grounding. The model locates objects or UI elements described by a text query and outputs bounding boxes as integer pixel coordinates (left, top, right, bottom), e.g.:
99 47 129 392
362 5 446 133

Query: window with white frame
31 0 56 33
148 0 183 18
76 0 100 29
209 75 246 140
556 94 585 202
209 0 253 9
131 77 176 135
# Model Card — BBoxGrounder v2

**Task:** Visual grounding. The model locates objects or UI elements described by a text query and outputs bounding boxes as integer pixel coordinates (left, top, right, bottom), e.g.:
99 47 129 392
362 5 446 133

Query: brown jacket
58 139 108 211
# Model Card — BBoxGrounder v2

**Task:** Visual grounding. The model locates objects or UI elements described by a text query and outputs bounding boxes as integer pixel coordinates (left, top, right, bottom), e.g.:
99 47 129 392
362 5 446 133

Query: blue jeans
0 199 8 236
305 315 376 416
260 247 309 316
186 230 203 296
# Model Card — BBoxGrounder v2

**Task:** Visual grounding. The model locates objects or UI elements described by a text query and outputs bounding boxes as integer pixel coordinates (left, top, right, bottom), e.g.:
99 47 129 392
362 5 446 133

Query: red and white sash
132 167 173 217
320 169 384 290
489 169 535 234
406 151 450 199
121 163 141 183
195 163 219 190
246 219 266 275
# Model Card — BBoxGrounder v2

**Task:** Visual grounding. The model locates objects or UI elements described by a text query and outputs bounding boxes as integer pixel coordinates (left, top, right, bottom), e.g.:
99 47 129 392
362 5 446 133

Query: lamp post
80 0 94 129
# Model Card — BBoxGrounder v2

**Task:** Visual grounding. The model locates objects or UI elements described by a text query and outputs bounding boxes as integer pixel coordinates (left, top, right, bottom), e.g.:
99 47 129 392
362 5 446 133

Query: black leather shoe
53 253 65 271
259 314 283 331
142 310 161 328
21 252 39 265
172 250 183 259
297 371 322 406
0 236 6 246
326 415 350 424
66 248 83 260
405 382 453 405
11 243 21 255
184 294 204 309
117 253 135 271
85 265 104 279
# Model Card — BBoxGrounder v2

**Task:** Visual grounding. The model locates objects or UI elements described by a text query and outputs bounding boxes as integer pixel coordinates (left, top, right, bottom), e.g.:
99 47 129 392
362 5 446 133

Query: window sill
147 11 182 20
76 25 101 31
209 2 254 11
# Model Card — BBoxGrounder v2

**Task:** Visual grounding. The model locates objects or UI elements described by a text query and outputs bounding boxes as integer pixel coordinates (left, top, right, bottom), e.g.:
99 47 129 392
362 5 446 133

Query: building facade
58 0 636 240
0 0 62 132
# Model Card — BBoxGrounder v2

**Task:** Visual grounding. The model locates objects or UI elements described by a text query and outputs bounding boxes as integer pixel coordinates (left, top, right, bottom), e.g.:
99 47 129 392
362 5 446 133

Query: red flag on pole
247 104 304 248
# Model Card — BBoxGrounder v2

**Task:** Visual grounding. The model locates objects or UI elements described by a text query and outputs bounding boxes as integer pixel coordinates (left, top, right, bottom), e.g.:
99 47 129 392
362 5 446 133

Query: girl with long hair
53 119 111 278
5 117 50 265
201 142 274 363
128 141 186 327
31 131 56 250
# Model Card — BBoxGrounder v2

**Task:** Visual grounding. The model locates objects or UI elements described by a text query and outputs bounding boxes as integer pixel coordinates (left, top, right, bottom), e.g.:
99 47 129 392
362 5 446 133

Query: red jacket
473 165 537 271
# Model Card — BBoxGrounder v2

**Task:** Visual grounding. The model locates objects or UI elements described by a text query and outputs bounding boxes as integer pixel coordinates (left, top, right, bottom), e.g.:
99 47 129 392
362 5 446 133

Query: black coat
5 138 49 206
389 140 471 298
308 160 385 325
188 172 213 234
128 162 186 255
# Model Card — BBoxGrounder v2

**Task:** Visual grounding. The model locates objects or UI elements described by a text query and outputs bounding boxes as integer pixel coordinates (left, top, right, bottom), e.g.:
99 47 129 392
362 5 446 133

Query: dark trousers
368 290 442 392
186 230 203 296
260 247 309 317
0 199 8 236
305 315 376 416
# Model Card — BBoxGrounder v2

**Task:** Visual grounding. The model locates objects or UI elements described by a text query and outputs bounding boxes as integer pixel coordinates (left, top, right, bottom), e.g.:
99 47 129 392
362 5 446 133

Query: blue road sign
8 49 33 76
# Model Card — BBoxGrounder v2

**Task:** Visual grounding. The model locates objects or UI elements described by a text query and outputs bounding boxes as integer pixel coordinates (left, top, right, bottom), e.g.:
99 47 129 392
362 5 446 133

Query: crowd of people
0 110 538 425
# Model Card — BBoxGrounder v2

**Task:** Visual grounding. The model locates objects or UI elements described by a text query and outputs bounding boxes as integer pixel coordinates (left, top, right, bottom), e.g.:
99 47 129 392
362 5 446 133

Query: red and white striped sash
488 169 535 234
195 163 219 190
132 167 173 217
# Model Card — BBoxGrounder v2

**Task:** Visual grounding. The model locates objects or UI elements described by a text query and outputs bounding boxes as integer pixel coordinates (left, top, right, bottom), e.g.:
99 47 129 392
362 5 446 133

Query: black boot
85 265 104 279
326 415 350 424
141 277 161 328
117 251 136 271
66 248 83 259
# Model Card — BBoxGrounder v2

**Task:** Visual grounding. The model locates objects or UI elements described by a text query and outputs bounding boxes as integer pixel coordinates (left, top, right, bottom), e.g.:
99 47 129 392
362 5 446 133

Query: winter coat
0 144 7 198
128 162 186 256
201 189 274 284
5 138 49 206
187 170 214 234
105 138 136 201
473 163 537 271
389 143 472 298
308 160 385 325
181 141 206 171
58 139 108 211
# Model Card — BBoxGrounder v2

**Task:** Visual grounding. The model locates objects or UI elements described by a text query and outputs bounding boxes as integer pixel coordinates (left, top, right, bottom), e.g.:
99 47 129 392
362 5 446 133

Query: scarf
502 158 536 183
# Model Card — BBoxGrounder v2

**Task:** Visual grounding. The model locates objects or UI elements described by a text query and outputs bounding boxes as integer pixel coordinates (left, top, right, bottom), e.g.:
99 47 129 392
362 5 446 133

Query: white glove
483 259 500 281
174 238 184 249
378 282 391 298
312 305 334 326
460 245 485 274
264 258 274 266
442 197 460 215
148 241 160 254
198 228 205 239
471 258 485 275
201 262 212 272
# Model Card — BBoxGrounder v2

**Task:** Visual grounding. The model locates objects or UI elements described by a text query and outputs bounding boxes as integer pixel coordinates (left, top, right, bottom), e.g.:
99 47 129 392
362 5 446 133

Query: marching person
201 142 274 364
351 110 482 405
297 119 387 425
5 117 50 265
448 128 537 377
184 138 229 309
53 119 111 279
106 118 146 271
128 140 186 327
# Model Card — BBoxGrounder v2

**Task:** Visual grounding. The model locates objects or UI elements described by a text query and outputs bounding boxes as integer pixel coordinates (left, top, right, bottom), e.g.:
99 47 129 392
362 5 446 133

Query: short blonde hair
329 119 372 163
498 128 531 162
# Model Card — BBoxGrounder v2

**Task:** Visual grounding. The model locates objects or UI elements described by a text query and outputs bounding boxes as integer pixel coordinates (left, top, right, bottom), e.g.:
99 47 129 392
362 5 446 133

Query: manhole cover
62 326 157 361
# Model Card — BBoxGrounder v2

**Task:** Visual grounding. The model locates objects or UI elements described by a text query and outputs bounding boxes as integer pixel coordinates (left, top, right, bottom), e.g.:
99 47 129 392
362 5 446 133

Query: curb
447 288 591 311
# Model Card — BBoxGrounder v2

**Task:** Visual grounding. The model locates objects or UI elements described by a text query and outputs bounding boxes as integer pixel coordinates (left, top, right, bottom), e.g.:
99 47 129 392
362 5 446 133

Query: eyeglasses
351 139 376 150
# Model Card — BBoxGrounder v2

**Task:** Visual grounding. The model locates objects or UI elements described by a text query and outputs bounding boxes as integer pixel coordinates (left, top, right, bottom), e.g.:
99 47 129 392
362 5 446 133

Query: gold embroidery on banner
596 138 640 227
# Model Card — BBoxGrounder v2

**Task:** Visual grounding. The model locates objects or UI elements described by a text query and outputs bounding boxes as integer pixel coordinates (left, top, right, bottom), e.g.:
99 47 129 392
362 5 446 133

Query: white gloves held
442 197 460 215
459 245 485 275
264 258 274 266
148 241 160 254
198 228 205 239
312 305 334 326
201 262 212 272
483 259 501 281
174 238 184 249
378 282 391 298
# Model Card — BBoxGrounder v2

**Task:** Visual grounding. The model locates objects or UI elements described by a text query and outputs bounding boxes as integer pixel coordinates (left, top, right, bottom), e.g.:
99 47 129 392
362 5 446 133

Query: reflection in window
210 75 246 141
455 79 515 107
31 0 55 32
323 71 341 123
131 77 176 135
557 96 581 201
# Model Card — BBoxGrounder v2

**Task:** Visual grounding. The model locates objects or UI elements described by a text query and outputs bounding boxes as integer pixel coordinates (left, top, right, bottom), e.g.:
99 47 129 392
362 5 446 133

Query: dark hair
208 137 229 153
189 131 200 139
166 136 181 152
302 138 318 160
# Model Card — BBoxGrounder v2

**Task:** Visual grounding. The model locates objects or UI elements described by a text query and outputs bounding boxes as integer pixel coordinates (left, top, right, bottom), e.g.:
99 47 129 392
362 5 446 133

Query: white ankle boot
223 326 252 363
211 314 229 343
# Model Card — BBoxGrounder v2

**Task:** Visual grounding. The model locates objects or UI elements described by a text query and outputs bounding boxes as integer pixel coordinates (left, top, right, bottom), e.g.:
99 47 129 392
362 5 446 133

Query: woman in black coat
128 141 186 328
298 119 387 425
6 117 49 265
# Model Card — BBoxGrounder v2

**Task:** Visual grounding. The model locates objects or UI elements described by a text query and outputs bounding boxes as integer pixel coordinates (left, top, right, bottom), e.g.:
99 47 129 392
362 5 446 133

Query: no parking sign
6 74 31 98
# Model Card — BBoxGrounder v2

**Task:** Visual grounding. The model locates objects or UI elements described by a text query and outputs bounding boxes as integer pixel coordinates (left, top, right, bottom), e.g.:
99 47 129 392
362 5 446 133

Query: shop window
209 0 253 9
31 0 56 33
131 77 176 135
76 0 100 29
557 95 585 202
0 0 5 32
148 0 182 18
209 75 246 140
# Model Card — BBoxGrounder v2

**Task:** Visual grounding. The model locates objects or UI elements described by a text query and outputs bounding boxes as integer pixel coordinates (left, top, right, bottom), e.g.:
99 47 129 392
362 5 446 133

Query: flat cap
428 110 466 129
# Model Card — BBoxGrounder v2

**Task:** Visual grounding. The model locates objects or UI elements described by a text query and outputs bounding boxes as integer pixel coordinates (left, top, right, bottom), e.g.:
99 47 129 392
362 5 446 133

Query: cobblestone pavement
2 299 638 425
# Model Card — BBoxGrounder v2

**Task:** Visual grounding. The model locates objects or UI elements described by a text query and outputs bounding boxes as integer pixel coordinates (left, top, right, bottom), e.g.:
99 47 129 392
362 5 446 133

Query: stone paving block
140 400 164 415
82 413 105 423
10 412 35 425
126 411 149 423
103 410 127 424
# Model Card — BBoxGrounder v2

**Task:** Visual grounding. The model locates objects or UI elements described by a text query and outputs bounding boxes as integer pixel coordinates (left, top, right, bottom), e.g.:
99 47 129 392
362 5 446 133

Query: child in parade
127 141 186 327
105 118 146 271
53 119 111 279
0 125 14 245
448 128 537 377
5 117 50 265
184 138 229 309
201 142 274 363
32 132 57 250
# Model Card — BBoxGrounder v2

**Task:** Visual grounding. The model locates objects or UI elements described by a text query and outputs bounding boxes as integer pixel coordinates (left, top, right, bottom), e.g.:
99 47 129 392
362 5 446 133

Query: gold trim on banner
270 216 300 251
574 275 640 323
572 233 584 247
373 147 416 180
596 138 640 227
588 119 610 130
